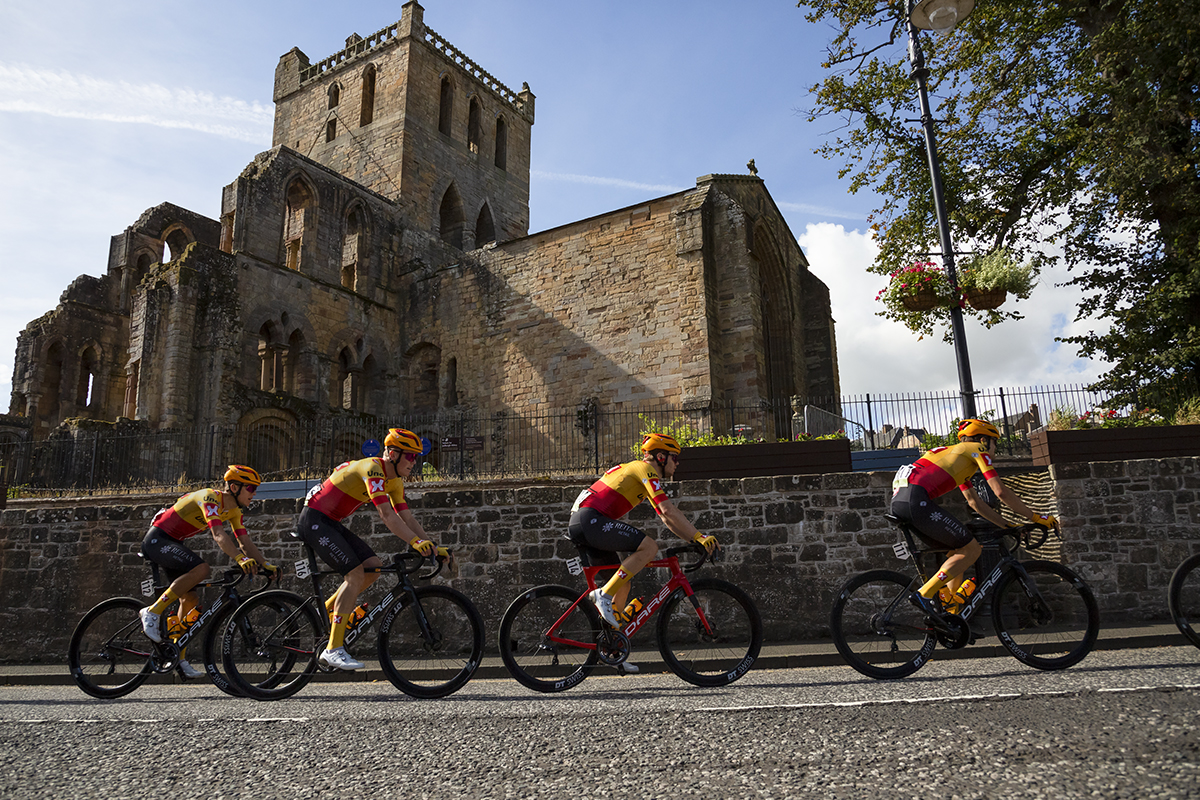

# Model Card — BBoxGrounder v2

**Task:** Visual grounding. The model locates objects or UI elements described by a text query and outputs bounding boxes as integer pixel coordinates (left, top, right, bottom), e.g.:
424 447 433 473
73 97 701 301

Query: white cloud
800 222 1112 395
531 169 686 194
0 63 272 143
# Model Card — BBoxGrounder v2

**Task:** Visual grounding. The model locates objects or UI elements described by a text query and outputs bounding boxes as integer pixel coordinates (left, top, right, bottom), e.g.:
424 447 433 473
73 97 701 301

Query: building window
326 119 337 142
283 178 315 272
342 207 363 290
328 83 340 109
360 66 376 126
439 184 465 249
467 97 481 154
76 347 99 408
438 76 454 136
475 203 496 247
494 116 507 170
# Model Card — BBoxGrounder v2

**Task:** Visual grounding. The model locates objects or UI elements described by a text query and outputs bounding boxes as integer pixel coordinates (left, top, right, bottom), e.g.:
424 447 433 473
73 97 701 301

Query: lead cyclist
890 419 1057 615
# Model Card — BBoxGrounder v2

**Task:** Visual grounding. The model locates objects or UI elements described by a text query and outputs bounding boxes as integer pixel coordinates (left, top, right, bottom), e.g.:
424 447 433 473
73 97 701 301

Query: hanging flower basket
964 288 1007 310
901 288 941 311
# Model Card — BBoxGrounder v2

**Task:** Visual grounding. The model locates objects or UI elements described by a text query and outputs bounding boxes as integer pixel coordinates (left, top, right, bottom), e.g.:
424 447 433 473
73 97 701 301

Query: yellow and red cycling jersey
151 488 247 541
577 460 669 520
304 457 407 522
896 441 998 500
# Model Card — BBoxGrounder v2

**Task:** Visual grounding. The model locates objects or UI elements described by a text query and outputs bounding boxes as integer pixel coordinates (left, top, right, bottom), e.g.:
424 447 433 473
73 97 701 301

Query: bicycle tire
498 584 601 693
201 603 243 697
68 597 154 699
656 578 762 687
376 585 484 698
1168 552 1200 650
222 589 320 701
830 569 935 680
992 560 1099 670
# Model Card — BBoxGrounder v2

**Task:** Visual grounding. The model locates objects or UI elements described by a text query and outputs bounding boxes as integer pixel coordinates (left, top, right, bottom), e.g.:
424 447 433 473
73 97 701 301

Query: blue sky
0 0 1109 410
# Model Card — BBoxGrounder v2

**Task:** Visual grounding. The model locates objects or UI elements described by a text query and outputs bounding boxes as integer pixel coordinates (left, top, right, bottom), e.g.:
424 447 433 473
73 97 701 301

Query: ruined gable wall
398 192 711 414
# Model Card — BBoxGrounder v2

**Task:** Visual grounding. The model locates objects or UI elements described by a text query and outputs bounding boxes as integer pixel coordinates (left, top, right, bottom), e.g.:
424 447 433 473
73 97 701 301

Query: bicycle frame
892 521 1053 623
547 552 709 652
140 562 260 665
291 540 441 650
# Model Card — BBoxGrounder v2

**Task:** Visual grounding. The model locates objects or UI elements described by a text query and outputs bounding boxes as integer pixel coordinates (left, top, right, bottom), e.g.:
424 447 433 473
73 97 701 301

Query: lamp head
910 0 975 31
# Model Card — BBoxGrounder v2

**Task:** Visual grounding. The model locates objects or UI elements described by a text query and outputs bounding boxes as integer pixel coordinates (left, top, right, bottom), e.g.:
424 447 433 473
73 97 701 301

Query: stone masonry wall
2 458 1196 663
1049 457 1200 619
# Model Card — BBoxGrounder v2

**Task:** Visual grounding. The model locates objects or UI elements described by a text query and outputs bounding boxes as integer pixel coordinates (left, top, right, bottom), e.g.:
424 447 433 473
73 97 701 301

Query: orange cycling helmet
640 433 682 455
384 428 424 453
957 419 1000 440
223 464 262 486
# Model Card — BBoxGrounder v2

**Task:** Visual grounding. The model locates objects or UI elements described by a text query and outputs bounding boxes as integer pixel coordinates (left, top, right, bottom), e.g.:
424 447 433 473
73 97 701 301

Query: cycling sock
328 615 348 651
919 570 952 599
149 588 181 615
324 594 337 613
601 567 633 597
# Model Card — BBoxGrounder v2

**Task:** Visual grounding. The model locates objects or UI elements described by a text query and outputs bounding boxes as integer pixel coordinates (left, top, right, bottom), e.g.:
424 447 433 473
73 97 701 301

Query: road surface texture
1 647 1197 799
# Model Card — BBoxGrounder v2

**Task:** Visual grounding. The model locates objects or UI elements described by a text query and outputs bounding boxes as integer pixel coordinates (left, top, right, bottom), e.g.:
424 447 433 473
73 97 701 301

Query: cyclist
139 465 276 677
298 427 441 671
570 433 719 645
891 418 1056 615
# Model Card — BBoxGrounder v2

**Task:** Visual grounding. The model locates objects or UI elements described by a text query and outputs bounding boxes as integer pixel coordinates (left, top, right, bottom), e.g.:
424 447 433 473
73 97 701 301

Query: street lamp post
906 0 978 419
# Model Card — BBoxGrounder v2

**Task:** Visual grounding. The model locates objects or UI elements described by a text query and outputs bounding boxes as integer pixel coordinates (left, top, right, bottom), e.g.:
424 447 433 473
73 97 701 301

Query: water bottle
623 598 644 619
958 578 976 599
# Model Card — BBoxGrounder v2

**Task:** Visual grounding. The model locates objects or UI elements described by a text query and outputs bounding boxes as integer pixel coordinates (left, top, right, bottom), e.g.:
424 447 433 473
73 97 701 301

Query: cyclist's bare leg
603 537 658 603
920 539 982 597
149 562 210 614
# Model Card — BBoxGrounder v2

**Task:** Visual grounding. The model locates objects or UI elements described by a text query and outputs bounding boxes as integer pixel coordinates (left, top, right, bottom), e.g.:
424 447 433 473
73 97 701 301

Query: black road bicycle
68 558 277 699
221 531 484 700
830 516 1100 679
1168 551 1200 650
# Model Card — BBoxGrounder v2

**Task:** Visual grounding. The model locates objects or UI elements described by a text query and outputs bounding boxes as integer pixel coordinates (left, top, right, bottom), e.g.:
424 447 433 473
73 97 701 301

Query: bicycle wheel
656 578 763 687
498 584 601 693
222 590 320 701
830 569 935 680
377 586 485 698
68 597 154 699
992 560 1099 670
1168 553 1200 650
201 603 243 697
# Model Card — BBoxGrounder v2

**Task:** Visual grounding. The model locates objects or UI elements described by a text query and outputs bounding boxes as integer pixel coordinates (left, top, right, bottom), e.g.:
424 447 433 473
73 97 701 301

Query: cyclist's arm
235 535 270 570
376 501 422 547
985 475 1043 523
960 484 1009 529
656 497 701 543
397 507 431 542
209 524 246 562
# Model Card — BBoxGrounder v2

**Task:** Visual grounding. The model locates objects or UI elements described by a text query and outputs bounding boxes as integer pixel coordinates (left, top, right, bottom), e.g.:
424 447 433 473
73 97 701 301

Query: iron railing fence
0 384 1132 496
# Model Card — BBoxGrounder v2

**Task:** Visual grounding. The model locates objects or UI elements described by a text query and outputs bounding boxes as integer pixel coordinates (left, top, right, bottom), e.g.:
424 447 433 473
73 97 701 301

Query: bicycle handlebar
663 543 719 573
392 550 448 581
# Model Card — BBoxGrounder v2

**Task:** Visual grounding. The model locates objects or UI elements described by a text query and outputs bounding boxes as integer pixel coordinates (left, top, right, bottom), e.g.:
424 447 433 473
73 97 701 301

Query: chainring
934 613 971 650
594 628 631 666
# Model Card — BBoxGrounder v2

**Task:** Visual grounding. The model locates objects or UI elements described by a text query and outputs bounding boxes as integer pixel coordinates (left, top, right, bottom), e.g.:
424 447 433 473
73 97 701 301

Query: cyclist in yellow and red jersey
139 465 276 676
569 433 719 645
297 428 442 671
891 419 1056 615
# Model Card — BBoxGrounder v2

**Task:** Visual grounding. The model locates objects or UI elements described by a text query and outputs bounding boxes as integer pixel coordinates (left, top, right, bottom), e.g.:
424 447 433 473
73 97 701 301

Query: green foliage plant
875 261 956 339
796 0 1200 391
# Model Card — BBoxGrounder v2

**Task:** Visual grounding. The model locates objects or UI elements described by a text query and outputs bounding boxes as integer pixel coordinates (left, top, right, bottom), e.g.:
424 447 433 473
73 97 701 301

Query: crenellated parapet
420 25 534 123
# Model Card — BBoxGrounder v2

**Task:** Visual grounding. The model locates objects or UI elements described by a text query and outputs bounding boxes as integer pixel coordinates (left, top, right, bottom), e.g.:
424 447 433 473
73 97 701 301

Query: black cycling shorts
297 506 377 575
890 485 973 550
567 508 647 567
141 527 205 581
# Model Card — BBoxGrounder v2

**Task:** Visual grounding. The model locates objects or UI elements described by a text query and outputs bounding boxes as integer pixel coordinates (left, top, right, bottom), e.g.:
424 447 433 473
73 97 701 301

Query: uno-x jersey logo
649 479 662 493
369 478 385 493
203 502 220 518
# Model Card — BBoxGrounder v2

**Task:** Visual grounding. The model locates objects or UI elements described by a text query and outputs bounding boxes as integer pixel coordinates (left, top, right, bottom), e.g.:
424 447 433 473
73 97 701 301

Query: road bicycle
67 558 277 699
498 543 762 692
221 531 484 700
830 516 1100 679
1168 551 1200 650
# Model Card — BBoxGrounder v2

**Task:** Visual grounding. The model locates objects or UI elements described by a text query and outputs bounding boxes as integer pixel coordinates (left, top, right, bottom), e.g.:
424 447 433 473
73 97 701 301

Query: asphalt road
2 647 1198 799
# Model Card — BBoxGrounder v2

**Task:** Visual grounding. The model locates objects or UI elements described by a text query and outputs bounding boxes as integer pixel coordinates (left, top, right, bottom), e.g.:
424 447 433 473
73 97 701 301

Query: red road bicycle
498 544 762 692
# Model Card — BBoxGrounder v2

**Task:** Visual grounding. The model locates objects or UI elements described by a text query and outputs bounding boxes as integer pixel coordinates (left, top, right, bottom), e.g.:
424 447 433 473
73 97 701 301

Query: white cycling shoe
615 662 640 675
140 608 163 643
319 647 365 671
178 660 204 679
588 588 619 627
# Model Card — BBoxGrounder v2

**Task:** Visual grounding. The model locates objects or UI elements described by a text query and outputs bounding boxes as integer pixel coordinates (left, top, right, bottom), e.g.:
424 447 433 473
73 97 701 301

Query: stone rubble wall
2 459 1197 663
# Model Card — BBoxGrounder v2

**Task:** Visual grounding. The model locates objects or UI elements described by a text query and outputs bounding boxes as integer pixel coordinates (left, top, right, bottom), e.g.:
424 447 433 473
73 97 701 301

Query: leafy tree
797 0 1200 403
